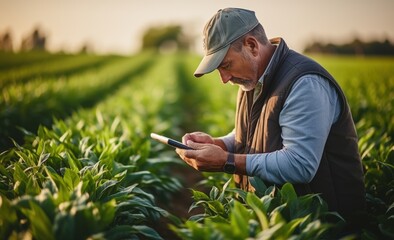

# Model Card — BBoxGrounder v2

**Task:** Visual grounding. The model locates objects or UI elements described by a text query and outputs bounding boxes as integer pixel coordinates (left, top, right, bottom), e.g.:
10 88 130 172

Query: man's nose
218 69 231 84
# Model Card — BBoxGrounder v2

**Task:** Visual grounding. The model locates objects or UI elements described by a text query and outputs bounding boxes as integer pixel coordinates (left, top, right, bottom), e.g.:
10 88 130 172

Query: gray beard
230 77 256 91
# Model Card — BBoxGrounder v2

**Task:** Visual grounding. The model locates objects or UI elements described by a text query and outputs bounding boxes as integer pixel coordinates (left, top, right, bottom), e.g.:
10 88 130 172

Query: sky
1 0 393 55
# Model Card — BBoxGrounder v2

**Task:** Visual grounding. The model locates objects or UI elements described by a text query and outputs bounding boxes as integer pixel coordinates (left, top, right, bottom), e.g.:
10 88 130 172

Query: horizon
1 0 393 55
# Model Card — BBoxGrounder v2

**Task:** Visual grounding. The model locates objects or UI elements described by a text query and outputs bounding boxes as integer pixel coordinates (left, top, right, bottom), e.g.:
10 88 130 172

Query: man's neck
258 43 277 78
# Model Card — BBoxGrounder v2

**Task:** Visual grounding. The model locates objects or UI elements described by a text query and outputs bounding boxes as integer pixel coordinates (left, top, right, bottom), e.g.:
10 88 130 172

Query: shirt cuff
218 131 235 153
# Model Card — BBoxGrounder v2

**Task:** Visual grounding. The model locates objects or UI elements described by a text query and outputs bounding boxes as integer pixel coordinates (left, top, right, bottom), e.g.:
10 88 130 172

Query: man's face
217 45 259 91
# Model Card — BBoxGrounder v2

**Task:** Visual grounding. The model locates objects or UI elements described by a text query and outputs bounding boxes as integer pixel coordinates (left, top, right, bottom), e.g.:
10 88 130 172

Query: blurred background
1 0 394 55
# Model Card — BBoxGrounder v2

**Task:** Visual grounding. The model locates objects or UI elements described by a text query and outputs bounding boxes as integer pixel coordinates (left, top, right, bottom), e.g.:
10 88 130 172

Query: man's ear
244 36 259 56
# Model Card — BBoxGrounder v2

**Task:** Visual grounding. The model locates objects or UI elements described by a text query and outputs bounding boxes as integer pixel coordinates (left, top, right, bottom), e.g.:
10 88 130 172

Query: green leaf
133 225 163 240
184 220 211 240
63 168 80 191
95 180 118 200
281 183 297 202
21 201 55 240
209 186 219 200
218 177 232 201
230 201 251 239
246 193 269 230
298 219 332 239
0 195 18 235
117 197 168 218
270 209 285 226
102 183 138 202
227 188 248 202
66 152 82 171
99 225 139 239
274 217 304 239
188 200 205 213
207 200 225 215
260 195 273 214
188 213 207 222
37 152 50 167
256 222 284 240
13 163 28 184
249 176 267 197
25 176 41 195
190 189 210 201
98 199 116 227
45 166 70 201
53 212 75 240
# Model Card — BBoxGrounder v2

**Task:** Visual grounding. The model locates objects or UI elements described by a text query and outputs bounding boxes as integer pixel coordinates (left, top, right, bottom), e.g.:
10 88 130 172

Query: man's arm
246 74 341 184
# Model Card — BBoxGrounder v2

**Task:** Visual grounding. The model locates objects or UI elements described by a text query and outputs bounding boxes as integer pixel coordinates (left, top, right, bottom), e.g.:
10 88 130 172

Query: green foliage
0 53 186 239
0 52 393 239
0 52 153 150
0 51 67 70
0 116 173 239
0 53 117 88
141 25 190 52
171 179 339 239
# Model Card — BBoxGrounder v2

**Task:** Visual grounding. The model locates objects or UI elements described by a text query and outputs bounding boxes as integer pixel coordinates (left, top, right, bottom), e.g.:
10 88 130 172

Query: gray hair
230 24 269 52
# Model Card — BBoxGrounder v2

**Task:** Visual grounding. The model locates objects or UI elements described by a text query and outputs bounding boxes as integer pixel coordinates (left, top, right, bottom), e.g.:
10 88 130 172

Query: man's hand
175 140 228 172
182 132 215 145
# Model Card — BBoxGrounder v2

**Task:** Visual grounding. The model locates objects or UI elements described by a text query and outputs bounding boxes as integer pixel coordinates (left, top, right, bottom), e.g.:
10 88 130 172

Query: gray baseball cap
194 8 259 77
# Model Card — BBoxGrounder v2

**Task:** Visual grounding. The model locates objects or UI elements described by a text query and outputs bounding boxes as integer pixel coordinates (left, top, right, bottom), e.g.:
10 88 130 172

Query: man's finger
186 140 208 150
182 133 192 144
176 147 196 160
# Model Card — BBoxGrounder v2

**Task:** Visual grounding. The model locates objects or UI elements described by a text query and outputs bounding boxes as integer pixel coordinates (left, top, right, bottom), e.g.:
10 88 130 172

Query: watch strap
224 153 236 174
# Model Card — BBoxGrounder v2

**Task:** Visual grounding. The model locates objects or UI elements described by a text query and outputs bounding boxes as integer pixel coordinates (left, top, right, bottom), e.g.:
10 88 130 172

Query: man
175 7 365 230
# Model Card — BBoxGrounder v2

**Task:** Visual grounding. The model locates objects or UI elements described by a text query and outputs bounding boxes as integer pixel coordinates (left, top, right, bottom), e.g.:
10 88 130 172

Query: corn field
0 51 393 239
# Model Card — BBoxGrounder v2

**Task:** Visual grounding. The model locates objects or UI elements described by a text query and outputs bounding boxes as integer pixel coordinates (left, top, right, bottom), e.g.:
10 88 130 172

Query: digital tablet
150 133 194 150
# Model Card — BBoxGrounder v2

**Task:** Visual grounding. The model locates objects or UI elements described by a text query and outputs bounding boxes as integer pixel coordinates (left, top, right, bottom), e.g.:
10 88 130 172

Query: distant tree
79 41 94 54
0 30 13 52
141 24 191 52
21 27 47 51
304 38 394 56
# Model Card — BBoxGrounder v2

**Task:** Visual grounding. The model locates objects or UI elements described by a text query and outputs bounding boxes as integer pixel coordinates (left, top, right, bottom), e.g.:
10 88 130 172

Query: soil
154 164 208 240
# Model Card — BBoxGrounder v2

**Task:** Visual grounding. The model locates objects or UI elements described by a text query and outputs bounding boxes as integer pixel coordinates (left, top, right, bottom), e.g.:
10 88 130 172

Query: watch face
224 163 236 174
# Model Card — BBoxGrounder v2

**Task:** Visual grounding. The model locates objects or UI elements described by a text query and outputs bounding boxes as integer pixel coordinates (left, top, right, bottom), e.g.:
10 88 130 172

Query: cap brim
194 45 230 77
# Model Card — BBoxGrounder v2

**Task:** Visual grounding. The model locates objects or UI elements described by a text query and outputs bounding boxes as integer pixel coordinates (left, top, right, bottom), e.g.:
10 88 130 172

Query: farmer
175 7 366 232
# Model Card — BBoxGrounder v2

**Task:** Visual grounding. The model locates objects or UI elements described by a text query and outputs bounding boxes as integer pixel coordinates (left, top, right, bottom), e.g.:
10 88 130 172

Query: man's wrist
213 138 228 151
223 153 236 174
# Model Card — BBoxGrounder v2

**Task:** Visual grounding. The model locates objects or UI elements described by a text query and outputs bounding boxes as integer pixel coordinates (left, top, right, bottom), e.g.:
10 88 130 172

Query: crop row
0 53 122 89
0 54 190 239
0 53 154 150
0 51 70 70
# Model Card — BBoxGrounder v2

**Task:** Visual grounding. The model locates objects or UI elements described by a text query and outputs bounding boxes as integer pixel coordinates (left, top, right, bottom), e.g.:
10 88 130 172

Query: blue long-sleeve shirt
220 73 341 184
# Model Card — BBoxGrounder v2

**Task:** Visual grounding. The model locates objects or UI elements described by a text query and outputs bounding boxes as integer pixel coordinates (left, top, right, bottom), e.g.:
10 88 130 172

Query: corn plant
0 111 175 239
0 54 187 239
170 178 341 239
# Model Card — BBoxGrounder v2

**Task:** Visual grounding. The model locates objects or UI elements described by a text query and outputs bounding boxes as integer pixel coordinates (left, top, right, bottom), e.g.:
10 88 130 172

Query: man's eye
223 64 230 70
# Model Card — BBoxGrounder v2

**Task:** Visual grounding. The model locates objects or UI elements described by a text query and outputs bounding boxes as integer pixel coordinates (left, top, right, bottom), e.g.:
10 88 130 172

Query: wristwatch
223 153 236 174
